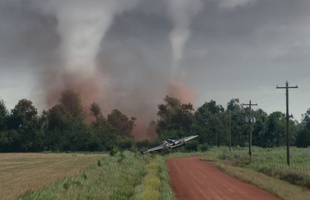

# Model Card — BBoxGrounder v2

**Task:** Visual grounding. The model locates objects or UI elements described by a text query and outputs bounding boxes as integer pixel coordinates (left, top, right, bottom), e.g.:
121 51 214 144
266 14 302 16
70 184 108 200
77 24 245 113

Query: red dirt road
166 157 282 200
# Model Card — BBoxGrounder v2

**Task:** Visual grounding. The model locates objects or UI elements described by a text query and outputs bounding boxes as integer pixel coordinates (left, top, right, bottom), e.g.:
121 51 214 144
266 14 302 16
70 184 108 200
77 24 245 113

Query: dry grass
0 153 103 200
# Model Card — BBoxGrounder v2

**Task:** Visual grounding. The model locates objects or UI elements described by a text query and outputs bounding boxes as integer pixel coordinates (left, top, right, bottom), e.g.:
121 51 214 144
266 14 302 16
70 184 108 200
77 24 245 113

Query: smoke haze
36 0 196 139
2 0 310 139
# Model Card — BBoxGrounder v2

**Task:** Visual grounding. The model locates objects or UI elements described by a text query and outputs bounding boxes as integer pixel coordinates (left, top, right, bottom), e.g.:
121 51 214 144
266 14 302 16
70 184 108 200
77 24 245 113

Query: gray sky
1 0 310 123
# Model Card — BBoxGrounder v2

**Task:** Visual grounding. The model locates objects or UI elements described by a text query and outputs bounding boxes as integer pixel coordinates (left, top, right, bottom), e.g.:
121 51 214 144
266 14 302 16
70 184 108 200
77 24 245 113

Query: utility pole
229 111 232 153
277 81 298 166
215 124 218 147
242 100 257 158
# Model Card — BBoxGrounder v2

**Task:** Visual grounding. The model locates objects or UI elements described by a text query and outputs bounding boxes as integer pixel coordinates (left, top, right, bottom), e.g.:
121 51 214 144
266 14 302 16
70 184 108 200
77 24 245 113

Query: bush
118 139 134 151
184 141 198 152
136 140 150 149
110 147 119 156
198 143 209 151
295 129 310 147
233 155 251 166
258 166 310 189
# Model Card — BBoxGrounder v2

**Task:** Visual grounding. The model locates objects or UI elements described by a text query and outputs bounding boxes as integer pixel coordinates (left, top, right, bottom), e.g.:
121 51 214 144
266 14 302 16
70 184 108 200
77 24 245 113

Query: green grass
212 161 310 200
9 148 309 200
158 156 175 200
0 153 103 200
216 146 310 188
201 146 310 200
17 151 175 200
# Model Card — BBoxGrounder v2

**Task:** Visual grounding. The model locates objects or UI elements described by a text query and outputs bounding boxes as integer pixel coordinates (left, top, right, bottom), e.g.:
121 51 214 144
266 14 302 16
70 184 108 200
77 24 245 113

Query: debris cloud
37 0 140 111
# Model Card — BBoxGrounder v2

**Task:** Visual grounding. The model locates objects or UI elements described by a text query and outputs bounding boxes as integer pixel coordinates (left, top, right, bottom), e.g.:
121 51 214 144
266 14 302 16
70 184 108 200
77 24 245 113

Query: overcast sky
1 0 310 123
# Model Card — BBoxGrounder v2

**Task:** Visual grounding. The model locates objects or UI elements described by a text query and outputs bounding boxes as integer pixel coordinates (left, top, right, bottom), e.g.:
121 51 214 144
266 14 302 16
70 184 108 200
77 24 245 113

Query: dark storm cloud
0 0 60 70
179 0 310 90
0 0 61 109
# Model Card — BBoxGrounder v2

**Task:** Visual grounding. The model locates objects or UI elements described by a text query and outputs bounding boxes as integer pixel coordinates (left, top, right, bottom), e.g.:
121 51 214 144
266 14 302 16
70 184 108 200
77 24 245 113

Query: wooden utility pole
277 81 298 166
242 100 257 158
215 124 218 147
229 111 232 153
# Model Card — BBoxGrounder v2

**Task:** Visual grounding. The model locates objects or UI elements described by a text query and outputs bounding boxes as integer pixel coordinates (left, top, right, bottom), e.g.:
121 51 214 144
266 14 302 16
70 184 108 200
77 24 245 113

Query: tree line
0 91 310 153
156 96 310 149
0 89 136 152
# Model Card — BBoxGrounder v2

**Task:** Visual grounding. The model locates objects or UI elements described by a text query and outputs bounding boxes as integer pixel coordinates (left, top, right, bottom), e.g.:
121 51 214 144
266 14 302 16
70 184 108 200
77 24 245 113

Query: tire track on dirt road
166 156 282 200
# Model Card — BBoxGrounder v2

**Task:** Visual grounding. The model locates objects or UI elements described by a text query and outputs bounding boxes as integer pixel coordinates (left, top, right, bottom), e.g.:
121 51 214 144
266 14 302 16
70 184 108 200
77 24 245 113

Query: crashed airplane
143 135 198 153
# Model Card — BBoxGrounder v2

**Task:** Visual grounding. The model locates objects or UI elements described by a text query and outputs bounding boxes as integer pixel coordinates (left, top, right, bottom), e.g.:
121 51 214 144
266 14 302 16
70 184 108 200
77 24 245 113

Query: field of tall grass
17 151 175 200
3 148 309 200
201 146 310 200
213 147 310 187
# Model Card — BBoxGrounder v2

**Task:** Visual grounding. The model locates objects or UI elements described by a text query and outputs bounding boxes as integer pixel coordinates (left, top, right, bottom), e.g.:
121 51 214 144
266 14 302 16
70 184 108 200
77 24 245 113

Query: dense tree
45 103 90 151
60 89 83 119
7 99 42 151
1 92 308 153
0 100 8 130
230 111 248 147
42 90 90 151
301 108 310 129
89 104 117 151
295 129 310 147
87 124 117 151
107 109 136 138
295 109 310 147
90 103 105 126
44 104 69 151
9 99 38 127
157 96 182 133
47 104 70 131
260 111 286 147
194 100 226 146
156 96 194 139
0 100 9 151
0 130 22 152
225 98 249 147
252 109 268 147
227 98 242 113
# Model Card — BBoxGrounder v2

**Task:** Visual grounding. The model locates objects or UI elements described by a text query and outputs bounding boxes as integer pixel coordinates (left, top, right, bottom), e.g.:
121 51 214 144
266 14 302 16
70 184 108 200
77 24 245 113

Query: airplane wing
143 145 164 153
171 135 199 149
181 135 199 142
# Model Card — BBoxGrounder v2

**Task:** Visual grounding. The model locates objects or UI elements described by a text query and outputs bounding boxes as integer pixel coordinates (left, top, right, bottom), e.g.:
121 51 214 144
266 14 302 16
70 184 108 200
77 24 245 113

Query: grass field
226 147 309 173
0 153 103 200
201 146 310 200
2 148 309 200
2 151 174 200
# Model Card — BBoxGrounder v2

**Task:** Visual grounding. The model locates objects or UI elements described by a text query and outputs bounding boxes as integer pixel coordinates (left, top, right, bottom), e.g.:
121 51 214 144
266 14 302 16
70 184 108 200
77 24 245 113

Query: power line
255 87 277 102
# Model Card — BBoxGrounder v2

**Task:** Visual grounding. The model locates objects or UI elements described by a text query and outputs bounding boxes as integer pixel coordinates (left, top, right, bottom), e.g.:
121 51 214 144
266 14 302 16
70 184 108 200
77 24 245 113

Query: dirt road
166 156 282 200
